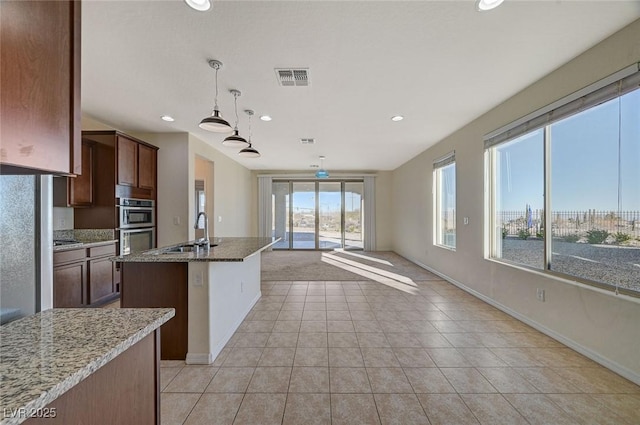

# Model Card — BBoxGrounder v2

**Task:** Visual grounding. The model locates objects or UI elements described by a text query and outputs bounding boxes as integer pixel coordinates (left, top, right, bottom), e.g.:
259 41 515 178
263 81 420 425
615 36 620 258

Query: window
489 130 544 269
434 153 456 249
486 65 640 296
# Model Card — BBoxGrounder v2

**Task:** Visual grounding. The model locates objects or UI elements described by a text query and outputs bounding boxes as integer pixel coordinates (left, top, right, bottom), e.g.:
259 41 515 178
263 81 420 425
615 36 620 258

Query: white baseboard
408 257 640 386
186 291 262 365
185 352 214 365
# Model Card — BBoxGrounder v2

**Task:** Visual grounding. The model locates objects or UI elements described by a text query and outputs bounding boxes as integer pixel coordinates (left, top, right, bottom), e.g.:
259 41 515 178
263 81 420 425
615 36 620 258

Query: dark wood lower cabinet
88 256 115 305
54 242 118 308
25 331 160 425
53 262 86 308
121 262 188 360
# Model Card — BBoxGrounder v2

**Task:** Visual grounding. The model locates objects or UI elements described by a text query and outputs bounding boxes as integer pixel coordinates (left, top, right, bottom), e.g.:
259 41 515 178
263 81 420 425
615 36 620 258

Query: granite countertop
53 229 117 252
113 236 278 263
53 239 118 252
0 308 174 425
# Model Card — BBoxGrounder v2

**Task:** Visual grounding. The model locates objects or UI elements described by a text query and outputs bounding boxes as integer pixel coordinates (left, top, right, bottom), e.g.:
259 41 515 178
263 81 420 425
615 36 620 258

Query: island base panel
25 330 160 425
121 262 188 360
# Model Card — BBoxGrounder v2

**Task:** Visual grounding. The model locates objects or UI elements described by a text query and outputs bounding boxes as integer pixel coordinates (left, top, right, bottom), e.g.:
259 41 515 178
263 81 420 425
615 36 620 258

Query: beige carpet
261 250 440 281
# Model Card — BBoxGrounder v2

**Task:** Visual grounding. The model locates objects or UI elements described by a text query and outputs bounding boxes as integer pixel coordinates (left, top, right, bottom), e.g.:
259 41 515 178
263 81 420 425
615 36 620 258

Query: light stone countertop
112 236 279 263
53 229 117 252
0 308 174 425
53 239 118 252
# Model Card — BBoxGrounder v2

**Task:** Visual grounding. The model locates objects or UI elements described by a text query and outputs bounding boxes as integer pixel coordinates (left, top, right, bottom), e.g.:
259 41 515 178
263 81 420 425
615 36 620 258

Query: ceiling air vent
300 138 315 145
276 68 310 87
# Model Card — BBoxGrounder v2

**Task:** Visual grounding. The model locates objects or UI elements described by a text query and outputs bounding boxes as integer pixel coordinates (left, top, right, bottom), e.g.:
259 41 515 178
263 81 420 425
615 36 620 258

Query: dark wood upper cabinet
70 142 94 206
117 136 138 187
138 144 157 191
0 0 81 175
53 141 94 207
76 131 157 227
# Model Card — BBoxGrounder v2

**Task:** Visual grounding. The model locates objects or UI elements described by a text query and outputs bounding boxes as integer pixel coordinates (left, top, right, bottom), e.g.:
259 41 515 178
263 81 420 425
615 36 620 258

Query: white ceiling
82 1 640 171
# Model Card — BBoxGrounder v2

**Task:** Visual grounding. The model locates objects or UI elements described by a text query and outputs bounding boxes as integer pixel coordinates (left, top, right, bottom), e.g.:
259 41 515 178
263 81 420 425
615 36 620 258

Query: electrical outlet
240 281 244 293
60 218 66 228
218 216 222 223
173 216 181 225
463 217 469 225
536 288 545 302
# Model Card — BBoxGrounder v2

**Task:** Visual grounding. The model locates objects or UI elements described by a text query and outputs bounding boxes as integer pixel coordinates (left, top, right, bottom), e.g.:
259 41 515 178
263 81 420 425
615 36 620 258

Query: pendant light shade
315 156 329 178
224 130 250 148
223 90 250 147
199 59 233 133
238 145 261 158
199 110 232 132
238 110 261 158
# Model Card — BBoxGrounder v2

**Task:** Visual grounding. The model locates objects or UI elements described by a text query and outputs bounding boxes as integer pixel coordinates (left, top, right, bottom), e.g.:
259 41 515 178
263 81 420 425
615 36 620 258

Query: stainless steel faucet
195 212 210 247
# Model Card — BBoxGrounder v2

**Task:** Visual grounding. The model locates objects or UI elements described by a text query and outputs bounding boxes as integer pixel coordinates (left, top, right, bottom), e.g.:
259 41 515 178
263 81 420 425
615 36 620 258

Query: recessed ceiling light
391 115 404 122
476 0 504 11
161 115 175 122
184 0 211 12
260 115 272 122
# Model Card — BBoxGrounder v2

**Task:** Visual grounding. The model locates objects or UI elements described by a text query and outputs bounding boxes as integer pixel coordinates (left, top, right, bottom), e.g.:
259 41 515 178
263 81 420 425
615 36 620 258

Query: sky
496 89 640 213
290 185 363 213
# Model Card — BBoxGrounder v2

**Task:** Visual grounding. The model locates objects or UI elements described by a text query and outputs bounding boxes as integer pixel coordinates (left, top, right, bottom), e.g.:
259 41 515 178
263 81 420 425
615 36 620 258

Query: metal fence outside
499 209 640 239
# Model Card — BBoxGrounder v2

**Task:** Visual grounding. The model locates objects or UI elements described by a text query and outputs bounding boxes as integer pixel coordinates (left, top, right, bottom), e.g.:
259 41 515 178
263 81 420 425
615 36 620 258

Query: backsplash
54 229 115 243
52 207 74 230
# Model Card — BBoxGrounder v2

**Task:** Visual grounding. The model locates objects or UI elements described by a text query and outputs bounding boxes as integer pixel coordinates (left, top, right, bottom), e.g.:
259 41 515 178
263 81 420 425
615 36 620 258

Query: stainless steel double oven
118 198 155 255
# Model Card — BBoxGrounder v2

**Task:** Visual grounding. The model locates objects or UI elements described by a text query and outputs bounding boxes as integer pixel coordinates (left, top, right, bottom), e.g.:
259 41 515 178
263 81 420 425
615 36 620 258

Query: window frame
484 63 640 297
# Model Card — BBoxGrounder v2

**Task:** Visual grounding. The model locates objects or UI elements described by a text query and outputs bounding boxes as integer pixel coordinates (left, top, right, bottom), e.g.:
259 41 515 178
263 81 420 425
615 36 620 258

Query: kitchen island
0 308 174 425
113 237 277 364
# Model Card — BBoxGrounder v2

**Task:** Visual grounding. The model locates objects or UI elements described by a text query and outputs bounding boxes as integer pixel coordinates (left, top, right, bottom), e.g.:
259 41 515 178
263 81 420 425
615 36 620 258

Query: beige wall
78 115 254 245
135 132 254 244
390 20 640 383
194 155 215 240
375 171 392 251
139 133 190 246
188 134 254 237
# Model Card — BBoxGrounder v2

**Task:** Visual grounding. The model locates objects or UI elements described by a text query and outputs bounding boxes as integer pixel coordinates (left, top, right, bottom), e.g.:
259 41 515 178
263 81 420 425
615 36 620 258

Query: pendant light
238 110 261 158
222 90 250 148
316 156 329 178
199 59 233 133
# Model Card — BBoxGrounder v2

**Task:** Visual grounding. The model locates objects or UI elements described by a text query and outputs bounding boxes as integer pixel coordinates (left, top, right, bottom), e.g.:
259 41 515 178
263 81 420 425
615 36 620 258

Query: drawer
89 244 116 258
53 248 86 265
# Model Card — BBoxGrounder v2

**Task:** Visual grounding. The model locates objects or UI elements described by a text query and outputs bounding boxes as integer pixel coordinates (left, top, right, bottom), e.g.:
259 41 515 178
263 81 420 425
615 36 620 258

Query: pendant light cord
247 112 252 144
234 93 240 130
214 65 220 110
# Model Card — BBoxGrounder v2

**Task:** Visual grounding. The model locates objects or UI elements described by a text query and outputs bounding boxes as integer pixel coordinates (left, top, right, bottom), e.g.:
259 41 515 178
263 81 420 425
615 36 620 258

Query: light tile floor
161 280 640 424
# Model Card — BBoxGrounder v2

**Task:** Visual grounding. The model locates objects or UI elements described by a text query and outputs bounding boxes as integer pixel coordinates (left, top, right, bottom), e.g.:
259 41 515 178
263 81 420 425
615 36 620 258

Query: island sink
114 237 278 364
162 243 217 253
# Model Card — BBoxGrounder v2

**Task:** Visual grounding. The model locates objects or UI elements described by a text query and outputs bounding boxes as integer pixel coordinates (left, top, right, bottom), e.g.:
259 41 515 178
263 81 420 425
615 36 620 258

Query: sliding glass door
319 182 342 249
272 182 290 249
344 182 364 249
292 182 316 249
273 180 364 250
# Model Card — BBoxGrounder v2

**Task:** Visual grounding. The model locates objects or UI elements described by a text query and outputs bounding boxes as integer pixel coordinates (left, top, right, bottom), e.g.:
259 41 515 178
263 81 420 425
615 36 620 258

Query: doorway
272 180 364 250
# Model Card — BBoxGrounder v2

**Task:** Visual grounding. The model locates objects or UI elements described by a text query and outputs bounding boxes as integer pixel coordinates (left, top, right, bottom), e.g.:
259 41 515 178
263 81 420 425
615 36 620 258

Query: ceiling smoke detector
275 68 310 86
300 138 315 145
